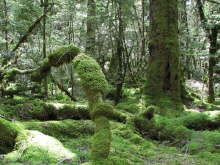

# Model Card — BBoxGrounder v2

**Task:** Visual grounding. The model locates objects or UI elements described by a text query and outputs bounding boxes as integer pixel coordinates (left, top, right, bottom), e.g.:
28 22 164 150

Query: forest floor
0 85 220 165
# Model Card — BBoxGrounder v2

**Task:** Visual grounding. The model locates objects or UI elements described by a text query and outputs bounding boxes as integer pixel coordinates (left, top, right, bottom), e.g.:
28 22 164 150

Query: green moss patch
3 68 20 82
73 54 109 97
23 120 94 138
3 130 77 165
189 131 220 154
90 117 111 161
91 103 126 123
0 118 21 153
48 45 80 67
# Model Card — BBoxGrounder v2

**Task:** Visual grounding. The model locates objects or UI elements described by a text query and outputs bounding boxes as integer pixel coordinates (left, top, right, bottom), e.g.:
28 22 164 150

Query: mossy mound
189 131 220 154
3 130 77 165
132 115 192 145
73 54 109 97
145 95 184 117
179 112 220 130
48 44 80 67
23 120 94 138
0 118 21 154
115 101 140 114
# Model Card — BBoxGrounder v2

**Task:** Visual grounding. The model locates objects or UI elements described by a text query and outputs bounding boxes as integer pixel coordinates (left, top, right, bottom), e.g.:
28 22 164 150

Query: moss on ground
1 94 220 165
193 99 220 111
23 120 94 138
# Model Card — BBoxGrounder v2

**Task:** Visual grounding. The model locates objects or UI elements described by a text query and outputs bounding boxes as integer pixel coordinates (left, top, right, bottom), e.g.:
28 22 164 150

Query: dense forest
0 0 220 164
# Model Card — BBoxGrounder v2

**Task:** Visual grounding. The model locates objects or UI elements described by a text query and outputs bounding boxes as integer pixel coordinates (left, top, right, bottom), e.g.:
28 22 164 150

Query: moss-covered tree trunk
208 28 218 103
145 0 181 101
42 0 49 98
86 0 96 55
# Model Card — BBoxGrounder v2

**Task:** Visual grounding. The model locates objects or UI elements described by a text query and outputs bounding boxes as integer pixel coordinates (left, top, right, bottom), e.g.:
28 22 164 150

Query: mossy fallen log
31 45 80 82
0 117 77 164
23 120 95 138
41 103 126 123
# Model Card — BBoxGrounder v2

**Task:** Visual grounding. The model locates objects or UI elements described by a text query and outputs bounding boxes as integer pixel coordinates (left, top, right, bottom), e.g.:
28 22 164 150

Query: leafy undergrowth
0 92 220 165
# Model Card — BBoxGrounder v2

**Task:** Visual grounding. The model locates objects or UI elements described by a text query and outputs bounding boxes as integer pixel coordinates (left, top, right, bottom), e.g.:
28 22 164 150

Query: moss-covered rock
3 130 77 164
48 44 80 67
0 118 21 153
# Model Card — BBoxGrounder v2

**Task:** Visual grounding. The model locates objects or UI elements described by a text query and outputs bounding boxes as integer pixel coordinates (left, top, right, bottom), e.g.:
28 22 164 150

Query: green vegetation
0 118 21 153
1 0 220 164
73 53 109 98
48 45 80 67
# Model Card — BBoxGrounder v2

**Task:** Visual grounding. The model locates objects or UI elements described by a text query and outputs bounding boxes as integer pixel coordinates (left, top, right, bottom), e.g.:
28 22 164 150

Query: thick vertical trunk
208 28 218 103
115 1 124 104
141 0 146 57
3 0 8 52
146 0 181 100
86 0 96 55
42 0 48 97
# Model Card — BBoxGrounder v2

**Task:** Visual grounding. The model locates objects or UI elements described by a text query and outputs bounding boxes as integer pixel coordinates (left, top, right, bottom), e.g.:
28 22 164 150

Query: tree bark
208 28 218 103
3 0 8 52
86 0 96 55
146 0 181 100
115 0 124 104
42 0 48 97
